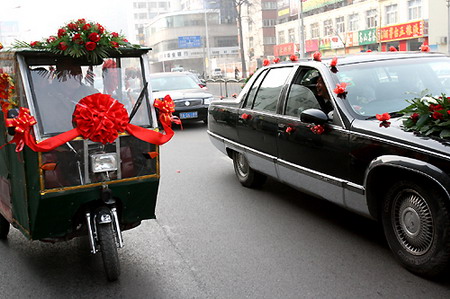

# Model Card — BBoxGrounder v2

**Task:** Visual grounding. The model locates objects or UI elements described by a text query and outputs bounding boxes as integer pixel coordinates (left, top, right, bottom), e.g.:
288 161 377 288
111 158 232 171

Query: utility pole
233 0 247 78
447 1 450 54
297 0 305 58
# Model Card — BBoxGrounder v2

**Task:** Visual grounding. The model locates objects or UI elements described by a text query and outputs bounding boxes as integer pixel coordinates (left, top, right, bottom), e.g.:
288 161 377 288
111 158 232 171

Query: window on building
249 37 254 49
348 13 359 31
134 2 147 8
263 19 277 27
248 20 253 32
311 23 319 39
336 17 345 34
278 31 285 44
262 2 277 10
159 2 167 9
366 9 377 29
149 2 157 8
288 29 295 43
263 36 276 45
408 0 422 20
385 4 397 25
324 19 333 36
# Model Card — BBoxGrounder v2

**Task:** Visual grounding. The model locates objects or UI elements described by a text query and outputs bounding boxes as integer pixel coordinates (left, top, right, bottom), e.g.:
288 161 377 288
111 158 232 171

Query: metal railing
205 78 247 99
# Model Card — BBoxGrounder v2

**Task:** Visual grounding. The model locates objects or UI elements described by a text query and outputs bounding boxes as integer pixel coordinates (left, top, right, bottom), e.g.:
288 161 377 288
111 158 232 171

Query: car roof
149 72 193 77
273 52 448 67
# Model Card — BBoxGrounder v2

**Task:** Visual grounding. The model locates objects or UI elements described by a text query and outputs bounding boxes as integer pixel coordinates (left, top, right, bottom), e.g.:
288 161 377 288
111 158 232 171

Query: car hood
351 117 450 157
153 89 213 100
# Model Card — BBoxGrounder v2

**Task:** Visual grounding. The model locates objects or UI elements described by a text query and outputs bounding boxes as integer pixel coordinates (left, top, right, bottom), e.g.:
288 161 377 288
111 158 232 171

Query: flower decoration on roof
389 46 398 52
376 113 391 128
366 49 372 52
273 57 280 64
263 59 270 66
313 51 322 62
333 82 347 98
401 93 450 139
290 54 298 62
330 57 338 73
0 42 3 50
420 44 430 52
13 19 140 63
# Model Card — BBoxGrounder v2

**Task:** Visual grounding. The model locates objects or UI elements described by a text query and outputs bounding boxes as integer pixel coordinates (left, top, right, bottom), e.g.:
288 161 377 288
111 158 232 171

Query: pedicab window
27 57 151 138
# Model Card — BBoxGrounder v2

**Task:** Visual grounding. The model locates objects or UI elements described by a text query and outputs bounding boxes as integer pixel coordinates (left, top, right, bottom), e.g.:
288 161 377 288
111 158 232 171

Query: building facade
273 0 447 60
128 0 175 45
145 10 239 77
241 0 278 73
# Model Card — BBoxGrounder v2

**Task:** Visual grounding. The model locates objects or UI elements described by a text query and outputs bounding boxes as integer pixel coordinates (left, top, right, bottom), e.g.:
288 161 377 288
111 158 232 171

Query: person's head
55 58 83 83
316 76 330 100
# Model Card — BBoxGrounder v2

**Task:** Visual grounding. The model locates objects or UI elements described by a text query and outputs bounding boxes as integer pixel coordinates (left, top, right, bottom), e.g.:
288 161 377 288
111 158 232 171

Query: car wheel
382 180 450 277
232 151 267 188
97 222 121 281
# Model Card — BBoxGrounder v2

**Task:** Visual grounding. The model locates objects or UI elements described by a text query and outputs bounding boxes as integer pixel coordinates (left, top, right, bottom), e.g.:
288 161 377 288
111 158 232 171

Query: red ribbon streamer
3 93 176 152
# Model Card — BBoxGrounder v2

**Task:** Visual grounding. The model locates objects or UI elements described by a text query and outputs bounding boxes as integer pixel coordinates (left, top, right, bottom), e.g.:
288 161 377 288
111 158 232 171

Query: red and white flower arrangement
13 19 139 63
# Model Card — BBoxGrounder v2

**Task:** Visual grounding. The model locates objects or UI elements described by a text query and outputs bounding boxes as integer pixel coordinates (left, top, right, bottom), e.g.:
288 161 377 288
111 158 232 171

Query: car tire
0 213 10 240
232 151 267 188
382 180 450 278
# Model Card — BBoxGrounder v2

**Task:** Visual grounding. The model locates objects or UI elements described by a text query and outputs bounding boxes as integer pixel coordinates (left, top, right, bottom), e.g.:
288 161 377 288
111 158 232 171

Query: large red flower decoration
73 93 129 144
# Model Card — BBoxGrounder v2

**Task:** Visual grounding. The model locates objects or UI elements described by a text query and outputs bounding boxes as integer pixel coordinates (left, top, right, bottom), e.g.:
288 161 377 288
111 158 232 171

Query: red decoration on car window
333 82 347 95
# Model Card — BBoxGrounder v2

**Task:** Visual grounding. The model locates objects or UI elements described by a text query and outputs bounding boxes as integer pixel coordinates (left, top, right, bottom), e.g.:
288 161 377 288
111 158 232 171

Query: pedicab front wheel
0 214 10 240
97 222 120 281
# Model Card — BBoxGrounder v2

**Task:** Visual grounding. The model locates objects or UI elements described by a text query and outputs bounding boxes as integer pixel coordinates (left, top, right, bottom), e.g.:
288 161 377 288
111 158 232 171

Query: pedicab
0 19 177 281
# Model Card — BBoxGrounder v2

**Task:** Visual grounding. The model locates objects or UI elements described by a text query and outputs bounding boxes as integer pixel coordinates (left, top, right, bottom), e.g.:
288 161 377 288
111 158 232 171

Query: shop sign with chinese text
358 29 377 45
377 20 426 42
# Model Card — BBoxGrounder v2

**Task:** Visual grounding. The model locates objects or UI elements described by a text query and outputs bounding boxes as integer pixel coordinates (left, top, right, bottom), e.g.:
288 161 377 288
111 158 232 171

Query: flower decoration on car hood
13 19 140 63
401 93 450 139
376 113 391 128
420 44 430 52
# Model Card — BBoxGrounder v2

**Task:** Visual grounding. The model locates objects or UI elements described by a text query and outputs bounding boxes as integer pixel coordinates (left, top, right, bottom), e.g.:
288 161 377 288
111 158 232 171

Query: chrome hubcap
392 189 434 255
236 153 249 178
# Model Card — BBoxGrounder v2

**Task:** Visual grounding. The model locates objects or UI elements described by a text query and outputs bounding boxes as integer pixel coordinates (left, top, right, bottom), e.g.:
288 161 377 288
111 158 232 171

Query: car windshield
27 56 151 137
336 56 450 117
149 74 200 91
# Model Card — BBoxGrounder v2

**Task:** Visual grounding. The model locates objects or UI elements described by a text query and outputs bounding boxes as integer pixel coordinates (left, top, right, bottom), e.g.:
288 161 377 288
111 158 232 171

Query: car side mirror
300 108 328 124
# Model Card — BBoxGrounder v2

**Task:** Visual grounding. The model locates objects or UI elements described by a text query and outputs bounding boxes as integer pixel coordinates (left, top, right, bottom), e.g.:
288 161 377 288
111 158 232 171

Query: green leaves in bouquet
401 92 450 139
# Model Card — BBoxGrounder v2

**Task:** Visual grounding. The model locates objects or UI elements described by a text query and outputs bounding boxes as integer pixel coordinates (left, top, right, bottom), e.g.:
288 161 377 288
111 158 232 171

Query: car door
236 66 294 178
276 66 351 205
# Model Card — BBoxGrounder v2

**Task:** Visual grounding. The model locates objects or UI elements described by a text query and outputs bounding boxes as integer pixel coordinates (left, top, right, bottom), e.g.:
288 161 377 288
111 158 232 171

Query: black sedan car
149 72 214 123
207 52 450 278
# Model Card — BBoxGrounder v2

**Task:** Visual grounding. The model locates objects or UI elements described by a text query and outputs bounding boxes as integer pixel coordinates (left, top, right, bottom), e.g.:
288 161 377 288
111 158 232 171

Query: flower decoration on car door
309 124 325 135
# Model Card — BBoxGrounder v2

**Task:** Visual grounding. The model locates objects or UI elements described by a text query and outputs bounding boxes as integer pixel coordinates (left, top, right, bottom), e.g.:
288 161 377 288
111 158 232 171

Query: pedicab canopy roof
11 18 147 64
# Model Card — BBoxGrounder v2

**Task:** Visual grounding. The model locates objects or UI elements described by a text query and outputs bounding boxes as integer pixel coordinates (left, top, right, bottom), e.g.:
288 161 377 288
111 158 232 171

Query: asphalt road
1 122 450 298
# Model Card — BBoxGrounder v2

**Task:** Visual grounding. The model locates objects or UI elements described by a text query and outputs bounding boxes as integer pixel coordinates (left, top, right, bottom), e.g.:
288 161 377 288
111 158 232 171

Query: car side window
251 67 293 113
243 70 267 109
285 68 322 117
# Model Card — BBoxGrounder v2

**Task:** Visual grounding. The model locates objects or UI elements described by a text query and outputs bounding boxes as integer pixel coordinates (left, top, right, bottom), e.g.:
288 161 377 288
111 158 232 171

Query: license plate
179 111 198 119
